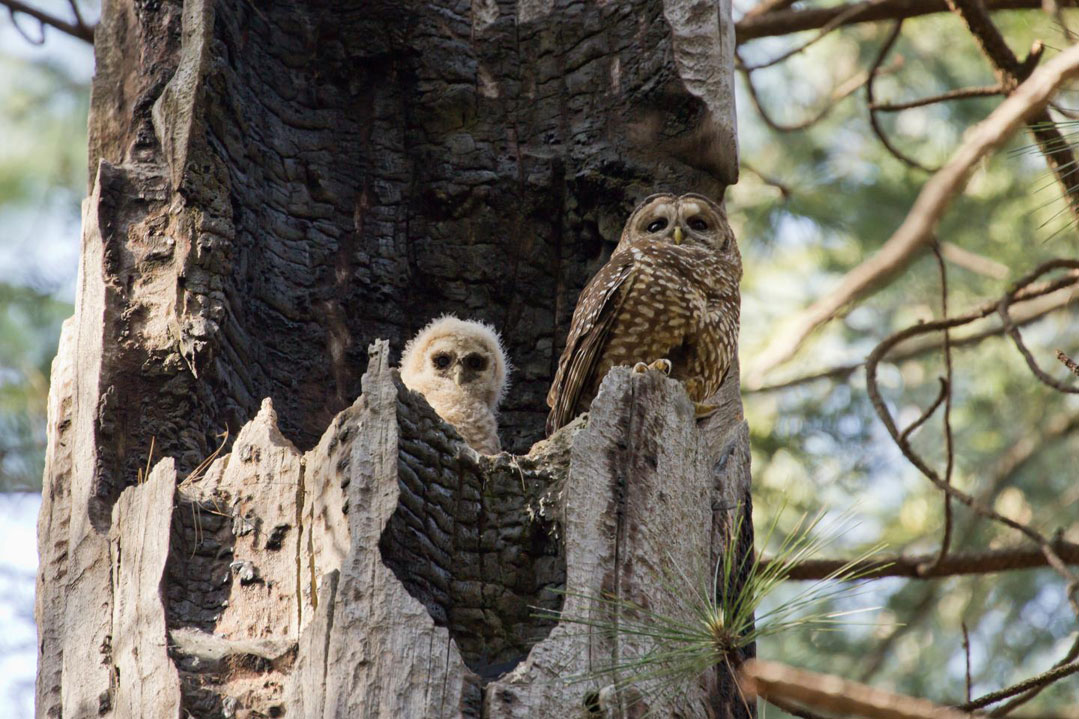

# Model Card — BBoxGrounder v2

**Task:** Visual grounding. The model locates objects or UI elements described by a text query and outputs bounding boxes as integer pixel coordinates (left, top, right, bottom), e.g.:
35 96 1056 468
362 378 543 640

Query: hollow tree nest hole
378 379 569 679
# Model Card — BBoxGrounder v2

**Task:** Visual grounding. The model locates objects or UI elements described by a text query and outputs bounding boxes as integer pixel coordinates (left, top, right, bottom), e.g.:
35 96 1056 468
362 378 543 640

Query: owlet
546 192 741 435
400 316 509 454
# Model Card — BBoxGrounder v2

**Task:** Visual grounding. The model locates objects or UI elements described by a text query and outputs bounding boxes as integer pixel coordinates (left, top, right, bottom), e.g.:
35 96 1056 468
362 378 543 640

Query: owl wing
546 252 637 435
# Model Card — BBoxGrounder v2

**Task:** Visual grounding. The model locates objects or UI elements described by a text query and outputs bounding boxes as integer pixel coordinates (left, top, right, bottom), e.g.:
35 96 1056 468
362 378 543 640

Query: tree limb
870 84 1004 112
961 658 1079 711
1059 350 1079 376
1 0 94 43
740 659 972 719
943 0 1079 222
744 43 1079 388
773 540 1079 580
736 0 1043 43
866 21 939 171
746 283 1078 393
865 260 1079 612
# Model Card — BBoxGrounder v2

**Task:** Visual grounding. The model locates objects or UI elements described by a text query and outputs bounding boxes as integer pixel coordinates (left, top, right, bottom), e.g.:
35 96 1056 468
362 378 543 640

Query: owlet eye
687 217 708 231
464 354 488 371
432 353 452 369
646 218 668 233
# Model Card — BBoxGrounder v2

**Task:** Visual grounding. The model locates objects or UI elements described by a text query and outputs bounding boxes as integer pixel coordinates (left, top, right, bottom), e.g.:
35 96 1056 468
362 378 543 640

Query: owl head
616 192 738 258
399 315 509 411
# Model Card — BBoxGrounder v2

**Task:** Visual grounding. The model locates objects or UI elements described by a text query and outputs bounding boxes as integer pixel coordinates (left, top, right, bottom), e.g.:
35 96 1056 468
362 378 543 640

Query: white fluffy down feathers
399 315 509 454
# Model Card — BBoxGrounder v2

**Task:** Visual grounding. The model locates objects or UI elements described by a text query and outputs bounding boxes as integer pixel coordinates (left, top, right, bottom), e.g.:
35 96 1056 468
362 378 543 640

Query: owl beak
673 226 684 245
453 364 466 385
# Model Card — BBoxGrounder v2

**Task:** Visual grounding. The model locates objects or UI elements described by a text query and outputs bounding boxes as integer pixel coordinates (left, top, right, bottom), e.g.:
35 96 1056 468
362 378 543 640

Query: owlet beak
673 225 684 245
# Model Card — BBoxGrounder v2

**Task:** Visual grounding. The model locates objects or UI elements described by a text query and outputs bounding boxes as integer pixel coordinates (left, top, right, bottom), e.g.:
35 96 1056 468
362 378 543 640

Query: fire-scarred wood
37 0 745 716
44 333 753 717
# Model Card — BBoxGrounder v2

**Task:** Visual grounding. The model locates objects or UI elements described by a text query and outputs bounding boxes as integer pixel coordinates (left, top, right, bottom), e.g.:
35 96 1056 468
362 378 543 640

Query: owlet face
424 336 500 405
616 192 733 255
399 316 509 412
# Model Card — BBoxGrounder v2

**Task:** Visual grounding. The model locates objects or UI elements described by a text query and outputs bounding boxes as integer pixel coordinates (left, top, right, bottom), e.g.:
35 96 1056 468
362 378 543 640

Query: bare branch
924 242 956 575
867 21 939 171
944 0 1079 222
988 637 1079 715
899 377 948 442
747 283 1078 393
744 44 1079 388
735 0 1043 43
740 659 972 719
865 260 1079 611
740 56 899 133
740 0 893 71
871 84 1004 112
999 262 1079 395
1056 349 1079 376
940 240 1010 279
961 623 973 704
1 0 94 43
961 658 1079 711
773 539 1079 580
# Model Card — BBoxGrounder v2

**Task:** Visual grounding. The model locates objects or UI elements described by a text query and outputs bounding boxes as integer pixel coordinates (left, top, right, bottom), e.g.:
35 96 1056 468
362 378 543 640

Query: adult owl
546 192 741 435
400 316 509 454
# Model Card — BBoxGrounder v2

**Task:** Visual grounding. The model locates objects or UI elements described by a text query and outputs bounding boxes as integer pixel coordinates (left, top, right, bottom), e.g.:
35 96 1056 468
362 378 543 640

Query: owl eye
432 353 452 369
464 354 488 371
646 218 668 233
687 217 708 231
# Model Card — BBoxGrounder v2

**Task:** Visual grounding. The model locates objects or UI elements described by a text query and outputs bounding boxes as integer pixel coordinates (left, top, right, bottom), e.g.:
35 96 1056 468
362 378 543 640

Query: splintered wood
76 338 755 718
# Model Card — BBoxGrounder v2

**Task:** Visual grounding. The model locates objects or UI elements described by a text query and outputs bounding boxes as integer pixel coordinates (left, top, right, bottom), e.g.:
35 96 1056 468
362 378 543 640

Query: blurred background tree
3 0 1078 717
731 8 1079 715
0 1 92 491
0 3 94 714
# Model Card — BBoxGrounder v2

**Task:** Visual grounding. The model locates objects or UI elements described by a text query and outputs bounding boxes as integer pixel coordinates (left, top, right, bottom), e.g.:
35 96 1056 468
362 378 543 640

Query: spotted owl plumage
546 192 741 435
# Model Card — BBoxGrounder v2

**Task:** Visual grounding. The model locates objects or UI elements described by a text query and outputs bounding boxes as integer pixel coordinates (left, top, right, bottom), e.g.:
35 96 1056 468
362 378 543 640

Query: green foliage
0 284 69 490
732 9 1079 715
0 48 88 490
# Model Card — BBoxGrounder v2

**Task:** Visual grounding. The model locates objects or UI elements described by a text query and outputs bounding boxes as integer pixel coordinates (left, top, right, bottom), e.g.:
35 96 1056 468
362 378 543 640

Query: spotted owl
400 316 510 454
546 192 741 435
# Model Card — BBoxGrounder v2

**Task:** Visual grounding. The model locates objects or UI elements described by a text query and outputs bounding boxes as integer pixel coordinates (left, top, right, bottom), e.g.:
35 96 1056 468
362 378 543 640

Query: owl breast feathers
400 316 509 454
546 192 742 435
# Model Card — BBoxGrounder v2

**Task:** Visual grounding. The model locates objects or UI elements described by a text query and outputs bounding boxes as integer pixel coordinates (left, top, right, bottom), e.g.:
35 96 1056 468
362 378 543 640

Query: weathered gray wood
169 399 303 715
109 459 183 719
281 344 753 718
482 365 752 718
317 341 479 716
39 332 751 717
36 172 126 718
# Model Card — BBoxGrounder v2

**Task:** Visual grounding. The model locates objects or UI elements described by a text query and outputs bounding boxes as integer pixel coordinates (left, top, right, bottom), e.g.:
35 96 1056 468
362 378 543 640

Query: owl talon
695 402 720 419
633 359 672 375
649 359 672 375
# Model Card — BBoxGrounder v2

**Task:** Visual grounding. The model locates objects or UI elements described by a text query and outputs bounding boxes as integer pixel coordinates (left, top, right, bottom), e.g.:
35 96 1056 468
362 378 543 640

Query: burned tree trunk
37 0 748 716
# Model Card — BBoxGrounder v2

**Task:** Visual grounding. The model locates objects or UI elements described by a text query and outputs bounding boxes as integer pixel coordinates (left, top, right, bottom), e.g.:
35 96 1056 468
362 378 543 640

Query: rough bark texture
37 0 745 716
41 337 753 717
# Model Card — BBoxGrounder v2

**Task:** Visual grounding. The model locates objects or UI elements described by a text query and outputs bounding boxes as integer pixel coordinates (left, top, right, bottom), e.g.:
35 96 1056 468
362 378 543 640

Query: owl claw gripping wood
546 192 741 435
632 359 673 375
